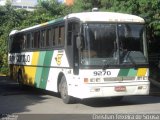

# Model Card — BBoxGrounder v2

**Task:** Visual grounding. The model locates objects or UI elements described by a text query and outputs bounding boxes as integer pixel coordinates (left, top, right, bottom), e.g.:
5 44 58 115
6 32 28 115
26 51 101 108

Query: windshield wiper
124 51 137 67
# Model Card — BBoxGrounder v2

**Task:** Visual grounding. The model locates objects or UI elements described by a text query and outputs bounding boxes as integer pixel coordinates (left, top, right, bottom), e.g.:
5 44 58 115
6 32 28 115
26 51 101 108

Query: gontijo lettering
9 54 30 63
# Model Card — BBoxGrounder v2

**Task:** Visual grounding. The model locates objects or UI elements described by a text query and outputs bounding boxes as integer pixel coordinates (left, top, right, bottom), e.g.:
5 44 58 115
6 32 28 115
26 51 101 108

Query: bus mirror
76 36 81 49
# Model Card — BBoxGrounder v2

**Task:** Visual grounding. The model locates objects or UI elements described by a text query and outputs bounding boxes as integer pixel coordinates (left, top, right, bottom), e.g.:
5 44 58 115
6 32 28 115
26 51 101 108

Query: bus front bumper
70 81 150 99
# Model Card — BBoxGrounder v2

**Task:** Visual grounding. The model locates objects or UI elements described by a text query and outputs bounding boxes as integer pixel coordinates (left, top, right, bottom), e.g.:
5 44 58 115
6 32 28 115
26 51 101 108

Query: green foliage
0 0 71 74
73 0 160 38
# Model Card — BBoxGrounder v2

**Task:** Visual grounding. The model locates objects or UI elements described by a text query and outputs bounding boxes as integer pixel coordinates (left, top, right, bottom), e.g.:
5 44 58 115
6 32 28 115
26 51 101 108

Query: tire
17 70 23 86
59 76 75 104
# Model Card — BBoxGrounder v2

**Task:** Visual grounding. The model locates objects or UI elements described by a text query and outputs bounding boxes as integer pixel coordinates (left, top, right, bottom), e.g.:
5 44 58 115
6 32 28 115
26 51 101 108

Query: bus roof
9 12 144 36
9 18 64 36
20 18 64 33
65 12 145 23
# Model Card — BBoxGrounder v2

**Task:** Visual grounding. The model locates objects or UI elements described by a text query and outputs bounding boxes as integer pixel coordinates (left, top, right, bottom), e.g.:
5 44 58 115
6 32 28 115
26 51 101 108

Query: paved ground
0 76 160 120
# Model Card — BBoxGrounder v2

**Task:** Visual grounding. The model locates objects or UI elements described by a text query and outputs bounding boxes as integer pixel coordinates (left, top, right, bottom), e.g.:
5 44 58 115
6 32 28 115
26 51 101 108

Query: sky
58 0 63 2
0 0 64 6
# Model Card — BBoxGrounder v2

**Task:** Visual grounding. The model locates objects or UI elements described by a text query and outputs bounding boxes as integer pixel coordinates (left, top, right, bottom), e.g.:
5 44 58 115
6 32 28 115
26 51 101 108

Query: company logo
55 54 63 65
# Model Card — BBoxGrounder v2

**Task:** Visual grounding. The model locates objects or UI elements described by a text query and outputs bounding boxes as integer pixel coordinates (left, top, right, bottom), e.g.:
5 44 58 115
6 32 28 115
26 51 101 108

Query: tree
0 4 30 74
72 0 160 38
0 0 71 74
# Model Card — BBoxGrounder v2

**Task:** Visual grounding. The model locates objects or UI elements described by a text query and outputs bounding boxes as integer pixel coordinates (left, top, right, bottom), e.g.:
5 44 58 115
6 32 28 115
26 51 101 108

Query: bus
8 11 150 104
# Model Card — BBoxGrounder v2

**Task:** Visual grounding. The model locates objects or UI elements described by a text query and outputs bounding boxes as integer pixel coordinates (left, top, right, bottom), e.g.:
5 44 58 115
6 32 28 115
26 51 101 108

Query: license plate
115 86 126 92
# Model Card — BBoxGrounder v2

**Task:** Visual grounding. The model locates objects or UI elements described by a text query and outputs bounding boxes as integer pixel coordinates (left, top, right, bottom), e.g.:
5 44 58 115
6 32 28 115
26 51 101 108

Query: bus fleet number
93 71 111 76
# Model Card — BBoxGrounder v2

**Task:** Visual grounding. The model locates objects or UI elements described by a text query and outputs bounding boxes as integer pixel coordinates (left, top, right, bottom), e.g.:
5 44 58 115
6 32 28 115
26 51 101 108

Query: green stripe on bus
48 18 64 24
39 51 54 89
127 68 137 76
118 69 129 76
34 51 46 87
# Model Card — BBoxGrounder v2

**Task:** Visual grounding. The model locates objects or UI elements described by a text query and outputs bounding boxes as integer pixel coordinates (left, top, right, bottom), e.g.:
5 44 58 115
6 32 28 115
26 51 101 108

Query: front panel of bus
71 22 150 98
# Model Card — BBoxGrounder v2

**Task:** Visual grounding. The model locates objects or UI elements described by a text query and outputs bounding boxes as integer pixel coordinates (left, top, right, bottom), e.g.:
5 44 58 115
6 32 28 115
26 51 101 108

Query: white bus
8 11 150 104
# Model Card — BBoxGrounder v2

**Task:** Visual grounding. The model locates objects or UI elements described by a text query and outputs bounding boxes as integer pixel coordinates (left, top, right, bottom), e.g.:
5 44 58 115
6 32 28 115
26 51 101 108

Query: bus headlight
90 78 96 82
143 76 148 80
137 77 143 80
84 78 101 83
90 78 101 83
96 78 101 82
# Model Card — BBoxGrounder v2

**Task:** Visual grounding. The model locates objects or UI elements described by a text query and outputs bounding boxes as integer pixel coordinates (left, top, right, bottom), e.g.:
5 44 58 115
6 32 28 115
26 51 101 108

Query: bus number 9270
93 71 111 76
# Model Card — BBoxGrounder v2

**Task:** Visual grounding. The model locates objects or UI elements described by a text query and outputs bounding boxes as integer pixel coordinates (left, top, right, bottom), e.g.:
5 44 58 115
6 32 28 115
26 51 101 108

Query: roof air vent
92 8 99 12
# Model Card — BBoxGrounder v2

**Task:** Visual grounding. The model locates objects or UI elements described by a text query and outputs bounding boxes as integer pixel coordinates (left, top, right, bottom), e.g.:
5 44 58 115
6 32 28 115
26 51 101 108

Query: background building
0 0 37 11
64 0 74 6
58 0 74 6
0 0 74 11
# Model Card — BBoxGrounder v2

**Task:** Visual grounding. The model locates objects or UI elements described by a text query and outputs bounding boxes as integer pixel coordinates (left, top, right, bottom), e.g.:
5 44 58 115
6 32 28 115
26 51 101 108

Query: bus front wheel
59 76 75 104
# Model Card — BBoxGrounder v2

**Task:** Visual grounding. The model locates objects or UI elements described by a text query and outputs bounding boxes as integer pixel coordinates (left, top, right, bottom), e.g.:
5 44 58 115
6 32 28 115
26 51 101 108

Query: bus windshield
80 23 148 67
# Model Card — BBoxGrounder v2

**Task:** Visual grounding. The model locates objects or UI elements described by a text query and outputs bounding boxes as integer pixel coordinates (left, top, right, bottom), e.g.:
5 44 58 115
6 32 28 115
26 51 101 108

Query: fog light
96 78 101 82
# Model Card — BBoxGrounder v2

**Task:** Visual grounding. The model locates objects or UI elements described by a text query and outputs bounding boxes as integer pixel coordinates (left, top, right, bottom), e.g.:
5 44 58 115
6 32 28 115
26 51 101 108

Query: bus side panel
9 64 19 81
39 51 53 89
22 52 39 86
9 50 70 92
24 51 53 89
34 51 46 88
46 50 70 92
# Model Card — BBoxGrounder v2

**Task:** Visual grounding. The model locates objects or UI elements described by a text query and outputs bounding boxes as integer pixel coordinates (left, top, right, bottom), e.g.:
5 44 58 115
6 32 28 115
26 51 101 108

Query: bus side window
22 34 26 50
34 31 40 48
52 27 55 46
55 27 59 46
46 28 51 47
26 33 31 49
11 34 23 53
31 33 34 49
58 25 65 46
9 36 13 52
41 30 45 48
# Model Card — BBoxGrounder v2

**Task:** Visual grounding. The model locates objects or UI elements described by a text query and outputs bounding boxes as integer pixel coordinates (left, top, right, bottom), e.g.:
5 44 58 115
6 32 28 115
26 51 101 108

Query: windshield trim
80 22 148 68
80 63 149 69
